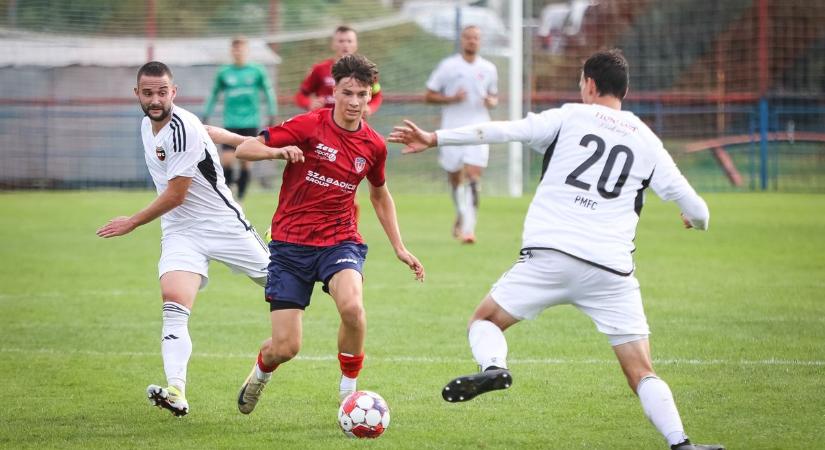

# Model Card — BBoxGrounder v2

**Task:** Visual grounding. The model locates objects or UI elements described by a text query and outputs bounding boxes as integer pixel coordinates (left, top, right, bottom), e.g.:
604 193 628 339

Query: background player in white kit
96 61 271 417
425 25 498 244
391 50 724 450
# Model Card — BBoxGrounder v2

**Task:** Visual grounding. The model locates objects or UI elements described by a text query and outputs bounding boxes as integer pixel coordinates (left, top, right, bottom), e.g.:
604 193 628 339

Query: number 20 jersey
440 103 704 275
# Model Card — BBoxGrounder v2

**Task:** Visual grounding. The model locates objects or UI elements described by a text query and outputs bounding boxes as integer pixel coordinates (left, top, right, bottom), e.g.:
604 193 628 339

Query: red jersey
295 58 383 113
261 108 387 246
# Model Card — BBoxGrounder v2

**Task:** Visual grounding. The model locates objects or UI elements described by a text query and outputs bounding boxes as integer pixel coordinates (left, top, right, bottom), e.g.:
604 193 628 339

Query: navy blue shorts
265 240 368 311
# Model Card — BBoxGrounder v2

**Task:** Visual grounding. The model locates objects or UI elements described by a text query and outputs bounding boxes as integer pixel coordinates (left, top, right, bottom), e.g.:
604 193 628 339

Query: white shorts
489 249 650 338
158 227 270 290
438 144 489 173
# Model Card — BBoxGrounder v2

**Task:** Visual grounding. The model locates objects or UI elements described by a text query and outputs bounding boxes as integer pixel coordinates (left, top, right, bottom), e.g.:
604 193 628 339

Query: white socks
468 320 508 371
339 375 357 392
451 184 466 228
461 182 477 236
451 183 478 236
255 365 272 382
469 319 688 447
161 302 192 394
637 375 689 446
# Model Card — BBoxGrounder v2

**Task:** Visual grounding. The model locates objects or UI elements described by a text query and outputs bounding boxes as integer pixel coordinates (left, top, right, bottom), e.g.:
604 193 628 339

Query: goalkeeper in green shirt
203 37 278 201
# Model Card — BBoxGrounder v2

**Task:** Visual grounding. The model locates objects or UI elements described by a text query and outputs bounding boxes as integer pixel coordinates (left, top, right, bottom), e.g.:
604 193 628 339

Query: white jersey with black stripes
436 102 708 275
141 105 251 235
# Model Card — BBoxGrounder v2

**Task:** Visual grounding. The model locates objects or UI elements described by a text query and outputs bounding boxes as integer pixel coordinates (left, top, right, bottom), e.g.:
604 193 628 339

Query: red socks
338 352 364 378
256 352 361 376
257 351 279 373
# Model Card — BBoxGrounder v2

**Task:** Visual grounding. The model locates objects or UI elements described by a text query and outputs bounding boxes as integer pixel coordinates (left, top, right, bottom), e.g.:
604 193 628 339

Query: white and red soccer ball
337 390 390 438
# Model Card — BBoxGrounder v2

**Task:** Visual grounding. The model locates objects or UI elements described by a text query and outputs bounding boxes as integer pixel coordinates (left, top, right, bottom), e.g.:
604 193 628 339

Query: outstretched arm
205 125 254 148
389 113 554 154
368 183 425 282
387 119 438 154
235 136 304 163
96 176 192 238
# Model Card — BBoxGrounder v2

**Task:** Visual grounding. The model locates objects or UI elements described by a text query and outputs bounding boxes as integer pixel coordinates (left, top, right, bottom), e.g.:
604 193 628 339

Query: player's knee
468 297 516 331
468 315 487 331
338 300 366 327
160 292 192 309
267 337 301 362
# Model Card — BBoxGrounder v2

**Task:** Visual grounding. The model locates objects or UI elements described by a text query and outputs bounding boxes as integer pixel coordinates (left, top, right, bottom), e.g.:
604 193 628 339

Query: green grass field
1 191 823 449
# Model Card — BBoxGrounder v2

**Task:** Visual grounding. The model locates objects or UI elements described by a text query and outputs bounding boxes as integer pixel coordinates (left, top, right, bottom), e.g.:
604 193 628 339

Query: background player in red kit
294 25 383 117
207 54 423 412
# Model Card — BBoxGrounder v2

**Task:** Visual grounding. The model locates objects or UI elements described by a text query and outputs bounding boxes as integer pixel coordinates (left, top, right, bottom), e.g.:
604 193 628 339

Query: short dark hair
137 61 173 83
335 25 356 35
231 36 248 47
582 49 629 100
332 54 378 86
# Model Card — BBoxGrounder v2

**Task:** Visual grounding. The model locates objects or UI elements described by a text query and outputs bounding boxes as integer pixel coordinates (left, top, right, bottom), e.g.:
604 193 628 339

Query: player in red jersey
294 25 383 117
207 54 424 411
295 25 381 221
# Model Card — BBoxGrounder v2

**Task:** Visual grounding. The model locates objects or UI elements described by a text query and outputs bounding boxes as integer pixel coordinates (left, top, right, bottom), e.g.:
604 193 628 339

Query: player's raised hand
396 249 425 282
388 120 437 154
278 146 304 163
96 216 137 238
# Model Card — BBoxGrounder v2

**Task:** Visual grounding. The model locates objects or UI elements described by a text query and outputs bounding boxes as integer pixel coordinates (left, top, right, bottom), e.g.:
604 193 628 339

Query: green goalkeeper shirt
203 63 277 129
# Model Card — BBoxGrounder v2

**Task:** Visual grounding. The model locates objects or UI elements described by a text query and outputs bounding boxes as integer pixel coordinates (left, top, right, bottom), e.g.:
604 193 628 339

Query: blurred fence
1 0 824 194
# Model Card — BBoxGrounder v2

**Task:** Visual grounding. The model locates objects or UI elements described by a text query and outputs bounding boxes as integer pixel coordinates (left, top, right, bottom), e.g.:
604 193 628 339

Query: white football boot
147 384 189 417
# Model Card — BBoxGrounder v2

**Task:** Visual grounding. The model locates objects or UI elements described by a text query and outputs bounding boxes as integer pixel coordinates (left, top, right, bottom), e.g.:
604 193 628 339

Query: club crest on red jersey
156 146 166 161
354 157 366 173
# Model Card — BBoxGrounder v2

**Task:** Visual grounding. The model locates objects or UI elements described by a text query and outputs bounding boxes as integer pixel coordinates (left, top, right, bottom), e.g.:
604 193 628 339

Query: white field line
1 347 823 366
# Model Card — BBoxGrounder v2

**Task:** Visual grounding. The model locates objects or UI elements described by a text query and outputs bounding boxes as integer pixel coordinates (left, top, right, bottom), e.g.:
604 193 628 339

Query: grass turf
0 191 823 449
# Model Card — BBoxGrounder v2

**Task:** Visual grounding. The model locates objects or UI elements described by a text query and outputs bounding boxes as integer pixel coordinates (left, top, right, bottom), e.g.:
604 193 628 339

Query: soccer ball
337 390 390 438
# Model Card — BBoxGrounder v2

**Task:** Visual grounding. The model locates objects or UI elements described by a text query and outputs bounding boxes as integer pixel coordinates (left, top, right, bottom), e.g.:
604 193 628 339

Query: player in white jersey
425 25 498 243
96 61 270 417
390 50 724 450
